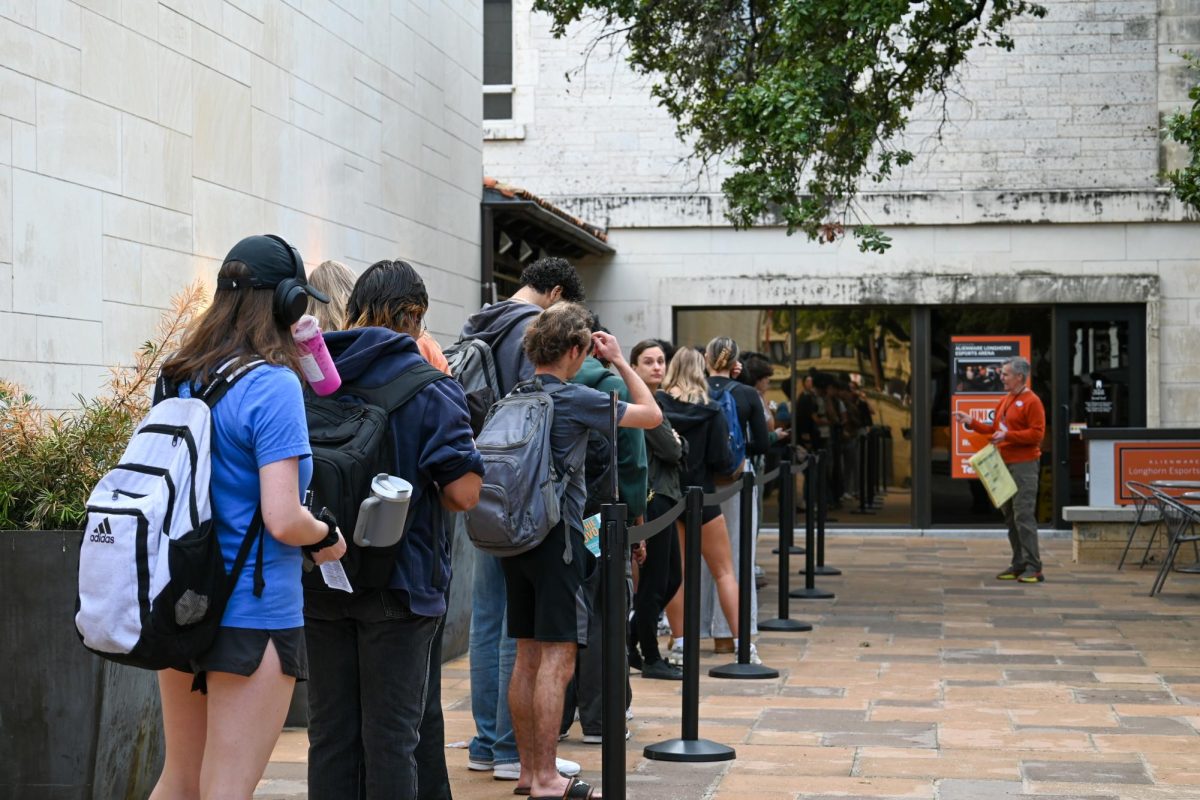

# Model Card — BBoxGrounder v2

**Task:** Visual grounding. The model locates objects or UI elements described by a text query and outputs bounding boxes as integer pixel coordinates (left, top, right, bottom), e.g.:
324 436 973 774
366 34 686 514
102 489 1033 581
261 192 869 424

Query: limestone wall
0 1 483 408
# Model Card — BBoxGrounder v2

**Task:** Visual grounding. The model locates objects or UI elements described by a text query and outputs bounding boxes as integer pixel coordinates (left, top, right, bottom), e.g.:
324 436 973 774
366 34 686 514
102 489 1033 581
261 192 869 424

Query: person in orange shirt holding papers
953 357 1047 583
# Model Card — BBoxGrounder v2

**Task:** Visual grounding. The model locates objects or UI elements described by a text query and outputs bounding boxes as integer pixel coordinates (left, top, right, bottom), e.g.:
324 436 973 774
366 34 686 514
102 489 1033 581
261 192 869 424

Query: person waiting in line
460 257 586 783
306 259 356 332
150 235 347 799
737 353 788 589
560 315 648 743
702 337 770 654
952 356 1047 583
657 348 752 665
627 339 687 680
502 303 661 800
303 260 484 799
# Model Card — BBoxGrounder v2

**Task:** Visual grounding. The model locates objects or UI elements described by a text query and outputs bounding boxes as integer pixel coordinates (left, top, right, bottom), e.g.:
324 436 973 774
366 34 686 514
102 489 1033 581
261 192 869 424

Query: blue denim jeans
468 549 518 765
304 590 443 799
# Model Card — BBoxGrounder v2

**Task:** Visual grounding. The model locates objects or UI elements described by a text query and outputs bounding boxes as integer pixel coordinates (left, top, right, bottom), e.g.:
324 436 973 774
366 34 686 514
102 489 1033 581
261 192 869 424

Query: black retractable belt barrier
709 471 780 680
600 391 626 799
600 501 627 800
792 453 834 600
851 430 875 516
760 459 813 632
814 445 842 578
644 487 736 763
811 443 840 575
770 456 803 555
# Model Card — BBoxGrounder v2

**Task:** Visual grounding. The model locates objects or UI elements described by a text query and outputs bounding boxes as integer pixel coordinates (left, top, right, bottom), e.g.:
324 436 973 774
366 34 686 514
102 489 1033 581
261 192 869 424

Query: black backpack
303 361 448 590
574 368 619 517
582 430 616 518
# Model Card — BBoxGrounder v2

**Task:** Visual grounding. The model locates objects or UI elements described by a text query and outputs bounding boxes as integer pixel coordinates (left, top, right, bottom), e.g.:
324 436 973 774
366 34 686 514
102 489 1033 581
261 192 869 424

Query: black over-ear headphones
265 234 309 328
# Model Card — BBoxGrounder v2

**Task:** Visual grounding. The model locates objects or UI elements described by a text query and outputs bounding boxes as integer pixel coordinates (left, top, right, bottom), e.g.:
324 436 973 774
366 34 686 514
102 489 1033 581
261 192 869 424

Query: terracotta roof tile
483 176 608 243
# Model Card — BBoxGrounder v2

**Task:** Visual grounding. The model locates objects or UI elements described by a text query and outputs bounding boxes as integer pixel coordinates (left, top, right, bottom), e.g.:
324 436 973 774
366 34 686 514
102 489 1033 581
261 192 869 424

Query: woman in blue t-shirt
150 235 347 800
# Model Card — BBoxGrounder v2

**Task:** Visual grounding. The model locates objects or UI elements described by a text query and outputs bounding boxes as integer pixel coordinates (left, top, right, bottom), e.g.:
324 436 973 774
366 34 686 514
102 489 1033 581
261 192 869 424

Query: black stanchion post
869 428 882 508
792 453 834 600
815 444 842 578
644 487 736 763
760 460 812 632
851 430 872 515
600 501 627 799
772 457 804 557
864 429 876 509
710 473 779 679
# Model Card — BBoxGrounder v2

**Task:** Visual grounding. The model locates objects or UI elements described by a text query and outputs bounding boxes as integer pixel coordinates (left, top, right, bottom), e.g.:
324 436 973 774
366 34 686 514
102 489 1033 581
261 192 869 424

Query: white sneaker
467 758 492 771
581 729 631 744
656 613 671 637
748 641 762 666
493 758 580 781
625 707 634 721
666 637 683 667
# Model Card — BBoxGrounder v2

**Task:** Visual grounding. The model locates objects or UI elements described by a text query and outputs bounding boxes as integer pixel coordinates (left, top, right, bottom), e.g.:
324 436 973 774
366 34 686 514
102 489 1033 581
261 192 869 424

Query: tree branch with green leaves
533 0 1047 251
1166 53 1200 214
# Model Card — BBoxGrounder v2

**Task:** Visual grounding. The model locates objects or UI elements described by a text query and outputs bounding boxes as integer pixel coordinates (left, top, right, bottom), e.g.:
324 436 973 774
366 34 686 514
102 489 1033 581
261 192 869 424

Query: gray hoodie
459 299 542 396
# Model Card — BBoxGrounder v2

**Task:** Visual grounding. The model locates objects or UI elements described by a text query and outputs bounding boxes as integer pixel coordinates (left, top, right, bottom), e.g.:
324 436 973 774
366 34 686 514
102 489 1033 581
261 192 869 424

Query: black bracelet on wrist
303 507 340 554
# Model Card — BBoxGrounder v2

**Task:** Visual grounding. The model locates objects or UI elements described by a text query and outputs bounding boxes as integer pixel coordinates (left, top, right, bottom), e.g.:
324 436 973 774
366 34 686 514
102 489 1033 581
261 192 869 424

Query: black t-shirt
707 376 770 456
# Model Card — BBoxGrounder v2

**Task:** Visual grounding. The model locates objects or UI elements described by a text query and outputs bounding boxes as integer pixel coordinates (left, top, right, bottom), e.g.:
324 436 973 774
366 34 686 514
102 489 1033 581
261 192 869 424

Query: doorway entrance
673 303 1147 529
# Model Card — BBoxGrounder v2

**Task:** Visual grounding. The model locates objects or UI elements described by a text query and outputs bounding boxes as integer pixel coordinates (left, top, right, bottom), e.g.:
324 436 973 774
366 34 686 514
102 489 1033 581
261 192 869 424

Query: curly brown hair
523 302 592 366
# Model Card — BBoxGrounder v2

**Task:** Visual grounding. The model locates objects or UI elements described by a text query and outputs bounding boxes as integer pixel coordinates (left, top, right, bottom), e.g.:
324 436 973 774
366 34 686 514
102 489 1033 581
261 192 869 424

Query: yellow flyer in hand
968 444 1018 508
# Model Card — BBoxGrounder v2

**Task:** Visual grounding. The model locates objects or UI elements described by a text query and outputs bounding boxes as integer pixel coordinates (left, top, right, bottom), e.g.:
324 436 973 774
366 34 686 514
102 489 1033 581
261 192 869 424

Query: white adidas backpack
75 359 265 670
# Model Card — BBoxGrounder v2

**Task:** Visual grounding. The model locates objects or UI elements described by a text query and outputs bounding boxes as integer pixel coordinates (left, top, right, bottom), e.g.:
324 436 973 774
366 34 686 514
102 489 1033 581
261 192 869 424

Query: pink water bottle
293 315 342 396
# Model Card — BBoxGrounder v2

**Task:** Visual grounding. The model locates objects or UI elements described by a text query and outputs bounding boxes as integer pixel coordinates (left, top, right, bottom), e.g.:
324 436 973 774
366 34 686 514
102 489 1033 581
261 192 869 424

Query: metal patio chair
1117 480 1162 570
1148 491 1200 597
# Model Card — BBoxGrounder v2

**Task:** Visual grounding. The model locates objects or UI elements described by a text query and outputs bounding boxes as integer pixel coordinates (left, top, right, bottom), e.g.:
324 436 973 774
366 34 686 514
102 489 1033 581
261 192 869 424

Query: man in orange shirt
953 357 1047 583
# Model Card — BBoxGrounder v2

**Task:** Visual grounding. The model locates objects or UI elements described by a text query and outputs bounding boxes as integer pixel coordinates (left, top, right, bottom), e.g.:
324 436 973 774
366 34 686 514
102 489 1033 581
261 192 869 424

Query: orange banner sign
1115 443 1200 504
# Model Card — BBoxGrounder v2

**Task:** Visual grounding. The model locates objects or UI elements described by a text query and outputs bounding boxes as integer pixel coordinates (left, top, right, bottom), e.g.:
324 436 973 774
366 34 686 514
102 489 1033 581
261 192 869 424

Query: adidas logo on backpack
89 518 116 544
75 359 266 671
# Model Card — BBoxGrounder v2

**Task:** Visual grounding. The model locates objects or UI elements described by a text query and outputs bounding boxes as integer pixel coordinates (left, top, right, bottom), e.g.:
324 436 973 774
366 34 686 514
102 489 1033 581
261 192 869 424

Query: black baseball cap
219 234 330 303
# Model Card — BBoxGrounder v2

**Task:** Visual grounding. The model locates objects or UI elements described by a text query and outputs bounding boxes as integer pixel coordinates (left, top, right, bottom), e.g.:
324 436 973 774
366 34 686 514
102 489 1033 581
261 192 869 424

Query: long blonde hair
306 260 356 331
662 347 709 405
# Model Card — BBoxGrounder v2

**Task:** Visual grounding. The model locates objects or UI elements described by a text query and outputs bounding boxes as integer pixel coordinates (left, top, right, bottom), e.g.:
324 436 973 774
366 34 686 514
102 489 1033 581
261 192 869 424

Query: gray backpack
465 379 585 562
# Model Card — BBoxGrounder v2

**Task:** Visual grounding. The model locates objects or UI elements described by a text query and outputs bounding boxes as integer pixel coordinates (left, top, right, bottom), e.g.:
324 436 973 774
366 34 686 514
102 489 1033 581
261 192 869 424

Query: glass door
1052 306 1146 526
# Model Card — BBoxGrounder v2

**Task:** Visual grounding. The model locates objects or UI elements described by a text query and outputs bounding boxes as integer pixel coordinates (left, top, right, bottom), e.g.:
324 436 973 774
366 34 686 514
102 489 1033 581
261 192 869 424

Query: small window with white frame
483 0 513 121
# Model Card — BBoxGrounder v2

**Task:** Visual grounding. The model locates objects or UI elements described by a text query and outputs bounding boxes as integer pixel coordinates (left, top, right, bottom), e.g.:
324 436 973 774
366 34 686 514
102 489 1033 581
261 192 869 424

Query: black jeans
304 590 446 800
633 495 682 664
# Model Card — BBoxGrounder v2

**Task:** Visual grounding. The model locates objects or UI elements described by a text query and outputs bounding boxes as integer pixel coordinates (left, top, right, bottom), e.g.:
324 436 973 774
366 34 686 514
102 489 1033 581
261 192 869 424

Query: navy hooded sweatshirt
322 327 483 617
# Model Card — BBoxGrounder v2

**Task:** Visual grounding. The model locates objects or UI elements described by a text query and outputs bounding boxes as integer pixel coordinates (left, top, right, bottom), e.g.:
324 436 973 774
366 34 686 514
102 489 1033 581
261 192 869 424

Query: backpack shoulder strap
342 361 449 413
197 357 268 408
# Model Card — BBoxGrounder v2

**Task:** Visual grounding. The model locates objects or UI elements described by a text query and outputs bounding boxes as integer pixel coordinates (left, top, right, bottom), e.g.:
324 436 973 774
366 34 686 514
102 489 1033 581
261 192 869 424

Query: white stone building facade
0 0 483 409
483 0 1200 432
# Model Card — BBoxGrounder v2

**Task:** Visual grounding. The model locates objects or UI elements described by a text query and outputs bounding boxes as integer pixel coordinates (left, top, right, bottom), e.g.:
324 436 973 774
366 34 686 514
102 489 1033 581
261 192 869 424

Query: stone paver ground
256 535 1200 799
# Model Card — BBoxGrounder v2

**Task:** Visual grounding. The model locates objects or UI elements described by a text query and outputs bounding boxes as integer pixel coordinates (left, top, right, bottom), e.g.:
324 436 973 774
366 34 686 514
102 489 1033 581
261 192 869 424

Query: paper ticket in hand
582 513 602 557
320 560 353 592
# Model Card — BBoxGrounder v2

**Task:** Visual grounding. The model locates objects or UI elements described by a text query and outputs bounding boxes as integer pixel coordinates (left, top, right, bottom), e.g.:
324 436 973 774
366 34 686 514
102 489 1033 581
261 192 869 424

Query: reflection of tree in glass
774 308 910 391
